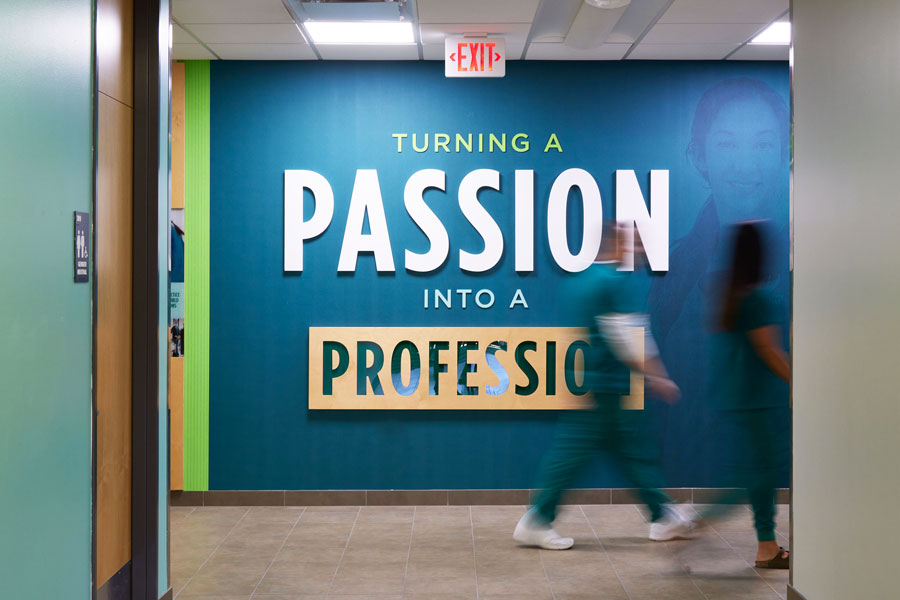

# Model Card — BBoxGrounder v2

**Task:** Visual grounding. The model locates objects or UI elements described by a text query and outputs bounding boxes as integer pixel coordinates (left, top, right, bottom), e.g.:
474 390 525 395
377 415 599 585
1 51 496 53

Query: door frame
132 0 166 597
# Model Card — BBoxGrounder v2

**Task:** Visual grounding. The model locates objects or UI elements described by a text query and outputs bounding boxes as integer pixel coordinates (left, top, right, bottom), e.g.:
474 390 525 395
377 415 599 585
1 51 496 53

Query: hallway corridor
171 504 790 599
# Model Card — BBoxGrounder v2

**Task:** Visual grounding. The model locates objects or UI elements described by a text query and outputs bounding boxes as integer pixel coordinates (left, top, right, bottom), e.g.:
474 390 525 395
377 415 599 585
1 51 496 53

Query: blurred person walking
701 221 791 569
513 224 694 550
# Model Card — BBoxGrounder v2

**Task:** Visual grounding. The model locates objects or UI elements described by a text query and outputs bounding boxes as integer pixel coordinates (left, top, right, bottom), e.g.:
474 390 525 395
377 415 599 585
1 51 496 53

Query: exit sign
445 37 505 78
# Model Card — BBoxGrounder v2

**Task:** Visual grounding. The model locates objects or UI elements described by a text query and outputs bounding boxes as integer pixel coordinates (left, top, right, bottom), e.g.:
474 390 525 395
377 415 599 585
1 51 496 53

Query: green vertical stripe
184 60 210 491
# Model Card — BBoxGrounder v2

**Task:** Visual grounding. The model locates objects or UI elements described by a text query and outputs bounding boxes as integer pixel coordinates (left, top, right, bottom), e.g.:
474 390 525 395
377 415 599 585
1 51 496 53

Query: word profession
284 168 669 274
308 327 645 410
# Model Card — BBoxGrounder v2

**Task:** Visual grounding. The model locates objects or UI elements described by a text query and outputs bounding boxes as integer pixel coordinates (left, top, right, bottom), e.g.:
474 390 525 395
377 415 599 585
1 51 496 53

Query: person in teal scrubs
514 224 693 550
704 221 791 569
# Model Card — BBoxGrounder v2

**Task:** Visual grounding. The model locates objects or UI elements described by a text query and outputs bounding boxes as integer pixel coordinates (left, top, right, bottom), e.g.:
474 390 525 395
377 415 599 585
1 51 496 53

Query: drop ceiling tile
606 31 636 44
209 43 317 60
173 23 194 45
417 0 540 24
174 0 294 24
660 0 788 24
526 42 629 60
422 44 443 60
418 23 531 45
628 43 738 60
532 34 566 43
317 44 420 60
505 41 526 60
527 0 583 42
642 23 763 45
172 43 217 60
422 41 525 60
606 0 673 45
186 24 305 45
729 44 789 61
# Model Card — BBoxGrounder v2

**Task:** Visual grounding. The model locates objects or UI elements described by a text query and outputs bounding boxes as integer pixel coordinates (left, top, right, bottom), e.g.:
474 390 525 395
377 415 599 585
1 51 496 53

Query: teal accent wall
208 61 790 490
0 0 94 598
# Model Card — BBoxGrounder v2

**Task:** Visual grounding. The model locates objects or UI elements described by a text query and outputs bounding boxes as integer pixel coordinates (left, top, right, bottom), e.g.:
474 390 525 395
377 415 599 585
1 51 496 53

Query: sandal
755 547 790 569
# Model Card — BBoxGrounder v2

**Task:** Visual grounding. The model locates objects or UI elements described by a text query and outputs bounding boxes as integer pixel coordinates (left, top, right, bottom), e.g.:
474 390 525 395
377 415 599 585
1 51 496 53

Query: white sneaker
648 504 698 541
513 509 574 550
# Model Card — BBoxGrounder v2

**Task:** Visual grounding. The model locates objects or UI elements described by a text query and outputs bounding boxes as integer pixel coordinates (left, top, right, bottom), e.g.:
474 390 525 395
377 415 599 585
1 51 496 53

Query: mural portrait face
689 78 789 225
704 98 782 221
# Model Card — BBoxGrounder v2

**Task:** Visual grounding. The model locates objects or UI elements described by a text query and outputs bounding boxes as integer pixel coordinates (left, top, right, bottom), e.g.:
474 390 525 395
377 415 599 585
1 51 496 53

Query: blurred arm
747 325 791 382
596 313 643 371
628 314 679 403
597 313 667 378
597 313 680 403
628 313 660 365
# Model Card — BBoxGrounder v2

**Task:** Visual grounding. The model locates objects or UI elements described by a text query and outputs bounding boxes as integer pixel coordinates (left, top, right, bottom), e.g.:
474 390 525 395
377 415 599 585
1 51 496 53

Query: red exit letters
455 41 499 72
445 37 506 78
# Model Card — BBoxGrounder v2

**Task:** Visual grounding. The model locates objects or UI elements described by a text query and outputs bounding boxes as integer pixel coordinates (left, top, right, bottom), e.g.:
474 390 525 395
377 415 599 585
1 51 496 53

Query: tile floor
170 503 790 599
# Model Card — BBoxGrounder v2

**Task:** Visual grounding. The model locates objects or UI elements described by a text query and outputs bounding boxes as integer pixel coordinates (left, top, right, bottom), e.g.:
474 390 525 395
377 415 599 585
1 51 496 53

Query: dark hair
689 77 789 181
720 222 764 330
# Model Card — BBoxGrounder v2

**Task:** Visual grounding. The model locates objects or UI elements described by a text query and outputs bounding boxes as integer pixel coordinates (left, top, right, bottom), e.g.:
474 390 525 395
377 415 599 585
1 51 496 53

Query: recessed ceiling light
305 21 415 45
750 21 791 45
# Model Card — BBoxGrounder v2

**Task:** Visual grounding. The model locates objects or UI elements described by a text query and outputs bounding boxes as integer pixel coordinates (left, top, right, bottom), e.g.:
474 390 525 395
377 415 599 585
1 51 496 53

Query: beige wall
792 0 900 598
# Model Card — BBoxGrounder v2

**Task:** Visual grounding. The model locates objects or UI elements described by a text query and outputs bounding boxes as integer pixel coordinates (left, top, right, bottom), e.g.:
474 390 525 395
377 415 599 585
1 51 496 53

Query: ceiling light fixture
566 0 630 49
305 21 415 45
750 21 791 45
585 0 631 8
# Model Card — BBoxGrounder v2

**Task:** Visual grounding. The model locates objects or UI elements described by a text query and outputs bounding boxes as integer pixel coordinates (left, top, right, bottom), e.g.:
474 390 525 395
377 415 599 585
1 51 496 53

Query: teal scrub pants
531 394 672 524
704 409 780 542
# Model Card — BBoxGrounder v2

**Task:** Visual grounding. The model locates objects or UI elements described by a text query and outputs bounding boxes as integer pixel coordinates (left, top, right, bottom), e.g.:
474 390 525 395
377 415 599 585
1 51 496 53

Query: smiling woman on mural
689 78 788 225
651 77 790 346
648 76 791 485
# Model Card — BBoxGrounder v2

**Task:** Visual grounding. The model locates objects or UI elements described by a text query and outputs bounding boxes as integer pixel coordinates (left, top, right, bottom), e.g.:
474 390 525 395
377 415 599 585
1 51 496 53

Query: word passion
284 168 669 274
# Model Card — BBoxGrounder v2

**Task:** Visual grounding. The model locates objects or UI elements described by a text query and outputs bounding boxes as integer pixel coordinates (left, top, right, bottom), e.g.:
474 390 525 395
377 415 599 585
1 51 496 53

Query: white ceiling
172 0 789 62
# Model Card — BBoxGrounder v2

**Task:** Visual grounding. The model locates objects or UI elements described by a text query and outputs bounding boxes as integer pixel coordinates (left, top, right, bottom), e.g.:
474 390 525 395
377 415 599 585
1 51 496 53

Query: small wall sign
445 37 506 78
74 211 89 283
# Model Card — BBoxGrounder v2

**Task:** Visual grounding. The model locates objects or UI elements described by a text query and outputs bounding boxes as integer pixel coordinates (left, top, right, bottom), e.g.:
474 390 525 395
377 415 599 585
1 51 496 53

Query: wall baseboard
171 488 790 507
787 583 807 600
159 587 173 600
96 561 130 600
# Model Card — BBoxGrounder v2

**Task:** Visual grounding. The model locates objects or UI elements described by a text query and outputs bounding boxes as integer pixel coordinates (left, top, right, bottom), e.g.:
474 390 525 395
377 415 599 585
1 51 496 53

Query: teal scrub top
562 262 641 397
710 288 788 410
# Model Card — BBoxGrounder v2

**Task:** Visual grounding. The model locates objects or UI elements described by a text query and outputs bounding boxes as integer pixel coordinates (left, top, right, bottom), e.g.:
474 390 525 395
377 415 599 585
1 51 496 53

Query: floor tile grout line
469 506 480 600
580 505 632 600
173 506 251 599
248 506 308 600
631 505 709 600
326 505 362 595
400 505 417 595
170 506 197 527
708 523 786 600
676 539 711 600
536 547 557 600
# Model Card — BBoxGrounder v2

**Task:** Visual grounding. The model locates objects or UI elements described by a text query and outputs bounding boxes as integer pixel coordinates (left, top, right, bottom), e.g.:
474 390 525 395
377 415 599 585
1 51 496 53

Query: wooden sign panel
309 327 643 410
